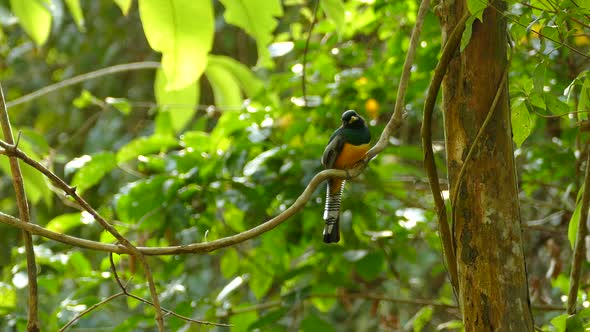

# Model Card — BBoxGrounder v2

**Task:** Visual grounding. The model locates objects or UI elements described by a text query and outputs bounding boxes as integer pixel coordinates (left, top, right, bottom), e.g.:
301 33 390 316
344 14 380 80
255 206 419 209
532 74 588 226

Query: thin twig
531 108 589 119
59 292 125 332
109 253 230 327
421 12 471 293
567 150 590 314
301 0 320 107
0 83 40 331
6 62 161 108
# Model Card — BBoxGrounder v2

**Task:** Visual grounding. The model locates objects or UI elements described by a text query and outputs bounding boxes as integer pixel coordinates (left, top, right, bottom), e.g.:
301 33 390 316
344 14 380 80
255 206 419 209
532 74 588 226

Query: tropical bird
321 110 371 243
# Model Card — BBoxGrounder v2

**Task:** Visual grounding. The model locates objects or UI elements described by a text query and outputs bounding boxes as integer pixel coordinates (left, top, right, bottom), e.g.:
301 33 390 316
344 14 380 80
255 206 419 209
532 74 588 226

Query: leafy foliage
0 0 588 331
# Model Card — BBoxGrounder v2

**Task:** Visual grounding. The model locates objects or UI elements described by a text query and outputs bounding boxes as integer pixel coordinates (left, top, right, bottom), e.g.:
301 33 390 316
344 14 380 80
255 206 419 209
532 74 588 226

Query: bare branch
108 253 230 327
0 83 40 331
6 62 161 108
59 292 125 332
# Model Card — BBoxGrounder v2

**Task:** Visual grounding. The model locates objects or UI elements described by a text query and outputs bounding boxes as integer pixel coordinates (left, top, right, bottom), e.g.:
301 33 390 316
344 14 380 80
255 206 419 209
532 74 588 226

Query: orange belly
333 143 370 169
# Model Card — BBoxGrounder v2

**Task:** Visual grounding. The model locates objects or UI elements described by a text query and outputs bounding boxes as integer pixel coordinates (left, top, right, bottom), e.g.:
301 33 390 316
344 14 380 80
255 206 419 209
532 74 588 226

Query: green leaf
410 306 434 332
566 314 585 332
0 283 16 313
113 0 132 15
220 248 239 278
467 0 487 21
116 135 178 164
301 313 336 332
206 60 243 110
155 68 198 133
568 184 585 249
9 0 52 45
208 55 265 98
68 152 117 194
545 94 569 115
229 308 257 332
0 150 52 207
248 307 289 331
105 97 132 115
320 0 345 31
180 131 211 152
46 213 83 233
249 268 273 300
139 0 214 89
218 0 283 67
511 98 533 147
460 16 476 51
115 175 171 224
65 0 85 30
69 252 92 275
533 63 546 95
355 251 385 281
224 204 246 231
310 284 336 312
578 75 590 120
551 314 568 332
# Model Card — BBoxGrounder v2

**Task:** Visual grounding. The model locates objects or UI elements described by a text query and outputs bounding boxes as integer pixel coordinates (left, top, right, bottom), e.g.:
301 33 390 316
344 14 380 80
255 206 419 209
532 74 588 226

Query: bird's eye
350 115 358 122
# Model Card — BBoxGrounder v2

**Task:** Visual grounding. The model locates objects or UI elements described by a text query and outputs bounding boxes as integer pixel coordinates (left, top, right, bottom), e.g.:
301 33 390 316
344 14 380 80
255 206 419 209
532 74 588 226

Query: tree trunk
438 0 535 330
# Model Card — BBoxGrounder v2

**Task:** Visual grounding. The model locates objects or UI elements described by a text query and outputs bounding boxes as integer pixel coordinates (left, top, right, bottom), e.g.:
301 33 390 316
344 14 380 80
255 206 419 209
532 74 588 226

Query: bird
321 110 371 243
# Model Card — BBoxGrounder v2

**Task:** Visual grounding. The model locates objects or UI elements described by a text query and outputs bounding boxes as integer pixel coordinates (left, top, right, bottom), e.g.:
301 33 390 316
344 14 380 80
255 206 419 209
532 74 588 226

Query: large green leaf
155 68 199 133
139 0 214 89
321 0 345 31
65 0 85 30
208 55 265 98
67 152 117 194
511 98 533 147
218 0 283 67
206 61 243 110
9 0 52 45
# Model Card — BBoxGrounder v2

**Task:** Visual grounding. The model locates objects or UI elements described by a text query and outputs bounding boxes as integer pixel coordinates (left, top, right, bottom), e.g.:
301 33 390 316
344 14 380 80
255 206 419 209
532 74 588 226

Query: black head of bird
341 110 366 129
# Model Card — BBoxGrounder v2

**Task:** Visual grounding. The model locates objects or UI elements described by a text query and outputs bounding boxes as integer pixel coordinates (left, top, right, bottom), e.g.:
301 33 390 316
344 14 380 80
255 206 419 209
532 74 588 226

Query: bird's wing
321 133 345 168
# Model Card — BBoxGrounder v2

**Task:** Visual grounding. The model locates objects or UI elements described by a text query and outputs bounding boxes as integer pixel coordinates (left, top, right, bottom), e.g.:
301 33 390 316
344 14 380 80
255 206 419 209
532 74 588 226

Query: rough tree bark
438 0 535 330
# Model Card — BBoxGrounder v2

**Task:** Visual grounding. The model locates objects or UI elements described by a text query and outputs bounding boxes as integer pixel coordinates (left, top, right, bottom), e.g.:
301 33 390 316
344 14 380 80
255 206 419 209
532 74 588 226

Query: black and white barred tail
323 179 345 243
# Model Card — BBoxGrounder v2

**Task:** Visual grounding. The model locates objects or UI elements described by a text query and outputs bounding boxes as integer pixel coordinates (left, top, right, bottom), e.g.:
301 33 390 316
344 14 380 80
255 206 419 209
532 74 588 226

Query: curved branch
0 167 348 255
6 62 161 108
366 0 429 160
420 12 470 293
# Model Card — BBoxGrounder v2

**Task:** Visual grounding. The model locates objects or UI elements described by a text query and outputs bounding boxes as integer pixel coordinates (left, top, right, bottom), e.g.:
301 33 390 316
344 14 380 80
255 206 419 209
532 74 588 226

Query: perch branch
567 149 590 314
421 12 471 293
0 83 40 331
